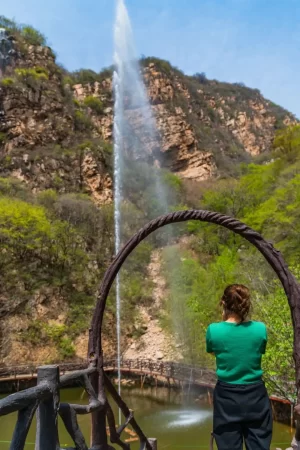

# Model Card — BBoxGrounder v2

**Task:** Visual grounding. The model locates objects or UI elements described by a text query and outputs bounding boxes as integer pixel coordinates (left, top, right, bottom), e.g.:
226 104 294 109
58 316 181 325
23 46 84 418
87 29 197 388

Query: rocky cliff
1 31 296 191
0 23 297 365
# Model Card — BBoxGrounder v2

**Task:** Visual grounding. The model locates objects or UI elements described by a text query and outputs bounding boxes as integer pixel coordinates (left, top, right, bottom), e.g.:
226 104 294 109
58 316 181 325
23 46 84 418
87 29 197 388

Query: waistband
216 379 264 388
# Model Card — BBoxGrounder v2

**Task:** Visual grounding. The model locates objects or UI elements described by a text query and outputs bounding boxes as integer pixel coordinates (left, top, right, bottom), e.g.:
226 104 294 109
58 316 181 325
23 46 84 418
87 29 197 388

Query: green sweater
206 321 267 384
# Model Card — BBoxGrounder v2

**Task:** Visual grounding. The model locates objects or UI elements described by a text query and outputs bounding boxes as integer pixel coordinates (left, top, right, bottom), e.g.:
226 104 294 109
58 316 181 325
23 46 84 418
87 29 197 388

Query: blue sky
1 0 300 117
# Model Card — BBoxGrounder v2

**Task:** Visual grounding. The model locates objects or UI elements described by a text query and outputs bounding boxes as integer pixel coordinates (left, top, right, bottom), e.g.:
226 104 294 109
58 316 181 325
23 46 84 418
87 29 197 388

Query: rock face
0 39 296 191
0 45 74 152
71 62 296 182
0 143 113 204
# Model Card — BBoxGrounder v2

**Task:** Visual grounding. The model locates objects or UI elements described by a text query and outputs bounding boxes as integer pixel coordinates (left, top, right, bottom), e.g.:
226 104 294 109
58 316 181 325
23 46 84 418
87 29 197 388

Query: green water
0 386 294 449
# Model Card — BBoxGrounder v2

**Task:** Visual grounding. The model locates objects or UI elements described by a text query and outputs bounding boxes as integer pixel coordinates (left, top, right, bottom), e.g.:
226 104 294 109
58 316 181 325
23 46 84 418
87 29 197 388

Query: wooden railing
0 363 157 450
0 359 217 386
105 359 217 386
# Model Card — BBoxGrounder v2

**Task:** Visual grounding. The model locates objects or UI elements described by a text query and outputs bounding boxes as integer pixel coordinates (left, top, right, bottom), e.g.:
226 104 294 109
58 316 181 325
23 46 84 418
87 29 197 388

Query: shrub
0 177 31 201
98 66 114 81
71 67 114 85
234 82 246 88
15 67 49 82
73 98 81 107
163 171 183 191
21 26 47 46
140 56 183 76
58 337 75 359
37 189 58 210
63 76 75 86
1 77 15 87
193 72 208 84
0 132 7 144
35 66 49 76
74 110 93 131
21 321 44 345
0 16 17 30
14 67 49 91
273 124 300 163
83 96 103 114
71 69 100 85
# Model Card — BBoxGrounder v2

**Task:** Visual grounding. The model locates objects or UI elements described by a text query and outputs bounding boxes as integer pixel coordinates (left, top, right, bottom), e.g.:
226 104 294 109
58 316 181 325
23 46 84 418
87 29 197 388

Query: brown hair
220 284 251 323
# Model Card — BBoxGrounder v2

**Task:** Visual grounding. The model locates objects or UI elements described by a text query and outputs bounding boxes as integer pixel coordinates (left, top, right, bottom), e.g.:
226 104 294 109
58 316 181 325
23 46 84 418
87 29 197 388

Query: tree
194 72 208 84
252 274 298 403
273 124 300 163
21 26 47 46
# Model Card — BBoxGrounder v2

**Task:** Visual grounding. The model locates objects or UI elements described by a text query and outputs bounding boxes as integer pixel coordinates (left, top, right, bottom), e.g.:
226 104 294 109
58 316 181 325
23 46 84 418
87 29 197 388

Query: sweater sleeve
206 325 213 353
261 324 268 354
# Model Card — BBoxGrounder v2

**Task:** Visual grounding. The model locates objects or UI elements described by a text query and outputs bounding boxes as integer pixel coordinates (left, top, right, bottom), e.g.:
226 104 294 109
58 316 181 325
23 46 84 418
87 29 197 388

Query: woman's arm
206 326 214 355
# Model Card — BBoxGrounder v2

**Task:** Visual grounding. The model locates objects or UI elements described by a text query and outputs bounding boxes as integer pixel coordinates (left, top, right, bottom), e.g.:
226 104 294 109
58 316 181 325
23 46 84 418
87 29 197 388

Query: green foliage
14 67 49 91
0 77 15 87
63 76 75 86
21 320 44 345
58 337 76 359
163 172 183 191
0 132 7 144
98 66 114 81
162 245 219 365
20 26 47 46
0 17 47 49
73 98 81 108
68 66 113 86
120 241 154 323
71 69 99 85
0 177 31 201
74 110 93 131
140 56 183 76
21 321 75 359
253 277 297 403
15 67 49 82
123 160 184 221
0 163 117 362
37 189 58 210
193 72 208 84
273 124 300 163
83 96 104 114
0 16 18 31
156 126 300 398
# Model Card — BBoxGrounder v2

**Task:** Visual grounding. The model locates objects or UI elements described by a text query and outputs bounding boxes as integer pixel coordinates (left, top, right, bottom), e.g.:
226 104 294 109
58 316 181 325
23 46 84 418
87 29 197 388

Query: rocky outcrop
217 100 279 156
72 62 296 182
1 36 295 190
153 104 216 179
0 142 113 203
0 45 74 152
82 151 113 205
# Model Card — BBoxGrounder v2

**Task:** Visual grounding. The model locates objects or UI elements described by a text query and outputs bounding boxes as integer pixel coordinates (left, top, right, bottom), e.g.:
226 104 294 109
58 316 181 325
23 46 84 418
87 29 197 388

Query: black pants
213 380 273 450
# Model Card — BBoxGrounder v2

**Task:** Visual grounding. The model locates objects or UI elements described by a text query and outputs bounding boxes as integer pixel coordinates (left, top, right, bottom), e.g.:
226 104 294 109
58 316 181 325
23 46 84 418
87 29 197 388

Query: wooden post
149 438 158 449
35 365 60 450
90 369 109 450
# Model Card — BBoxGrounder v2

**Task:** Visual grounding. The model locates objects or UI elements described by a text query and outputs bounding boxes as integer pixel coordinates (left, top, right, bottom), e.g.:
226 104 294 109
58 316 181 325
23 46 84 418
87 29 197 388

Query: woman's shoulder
248 320 267 333
207 321 222 327
207 321 225 330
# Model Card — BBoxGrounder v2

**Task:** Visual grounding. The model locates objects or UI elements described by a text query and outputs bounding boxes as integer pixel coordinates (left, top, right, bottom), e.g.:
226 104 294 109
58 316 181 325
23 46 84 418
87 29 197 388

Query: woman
206 284 272 450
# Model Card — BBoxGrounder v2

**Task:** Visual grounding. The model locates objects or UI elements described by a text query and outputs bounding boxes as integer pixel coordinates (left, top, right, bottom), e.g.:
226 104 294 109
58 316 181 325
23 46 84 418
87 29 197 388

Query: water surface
0 386 294 449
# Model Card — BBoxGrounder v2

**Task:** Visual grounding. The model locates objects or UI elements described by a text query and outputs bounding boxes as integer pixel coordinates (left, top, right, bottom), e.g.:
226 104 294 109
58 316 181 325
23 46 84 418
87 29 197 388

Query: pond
0 386 294 449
